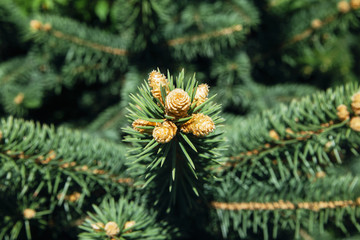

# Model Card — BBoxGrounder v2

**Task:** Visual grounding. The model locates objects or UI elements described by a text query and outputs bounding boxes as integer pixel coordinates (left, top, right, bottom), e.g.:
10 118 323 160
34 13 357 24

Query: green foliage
114 0 172 51
165 0 259 59
1 0 360 239
0 1 28 61
211 82 360 239
0 116 129 239
210 171 360 240
79 197 176 239
0 56 55 116
13 0 116 24
29 15 130 85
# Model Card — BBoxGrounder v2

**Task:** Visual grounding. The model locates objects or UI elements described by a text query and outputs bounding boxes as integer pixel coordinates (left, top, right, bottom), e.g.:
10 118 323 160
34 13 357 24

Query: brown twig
211 198 360 211
167 24 243 46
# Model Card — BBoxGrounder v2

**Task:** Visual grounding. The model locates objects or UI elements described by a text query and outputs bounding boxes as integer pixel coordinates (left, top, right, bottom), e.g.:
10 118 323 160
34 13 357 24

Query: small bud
285 128 294 138
351 0 360 9
43 23 52 31
0 130 2 140
14 93 24 105
351 92 360 115
325 141 333 150
153 121 177 143
81 165 89 171
338 1 351 13
91 222 105 232
68 192 81 202
124 220 136 233
269 130 280 140
337 104 350 120
181 113 215 137
165 88 191 118
350 117 360 131
104 221 120 237
132 119 158 133
316 171 326 178
311 19 322 29
30 20 42 30
23 208 36 219
194 84 209 106
92 169 105 174
60 162 70 168
148 70 169 105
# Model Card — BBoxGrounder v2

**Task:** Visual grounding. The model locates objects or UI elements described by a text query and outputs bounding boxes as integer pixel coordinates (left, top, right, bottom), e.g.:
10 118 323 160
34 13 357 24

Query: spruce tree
1 0 360 239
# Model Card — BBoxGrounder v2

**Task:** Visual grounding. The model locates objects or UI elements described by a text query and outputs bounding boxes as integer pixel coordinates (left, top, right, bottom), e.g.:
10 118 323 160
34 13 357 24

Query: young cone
351 92 360 115
148 70 169 105
181 113 215 137
165 88 191 118
194 84 209 106
337 104 350 121
153 121 177 143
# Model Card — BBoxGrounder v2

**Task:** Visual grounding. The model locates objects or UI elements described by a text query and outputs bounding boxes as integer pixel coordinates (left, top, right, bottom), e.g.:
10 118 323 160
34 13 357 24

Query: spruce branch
27 15 130 85
165 1 259 59
29 18 128 56
223 83 360 183
252 0 360 63
79 197 176 239
167 24 243 46
0 56 54 116
208 171 360 240
124 69 224 212
0 116 131 238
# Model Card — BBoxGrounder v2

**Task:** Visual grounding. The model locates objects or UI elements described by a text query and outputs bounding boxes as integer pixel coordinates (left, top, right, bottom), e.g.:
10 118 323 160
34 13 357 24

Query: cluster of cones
132 70 215 143
338 0 360 13
91 220 135 237
337 92 360 131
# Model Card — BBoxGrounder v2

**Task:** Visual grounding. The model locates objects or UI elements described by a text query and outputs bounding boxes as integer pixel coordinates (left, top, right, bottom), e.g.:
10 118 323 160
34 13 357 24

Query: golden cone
148 70 169 105
68 192 81 202
351 92 360 115
23 209 36 219
338 1 351 13
124 220 136 233
181 113 215 137
194 84 209 106
269 130 280 140
153 121 177 143
316 171 326 178
351 0 360 9
91 222 105 232
14 93 24 105
350 117 360 131
165 88 191 118
132 119 158 133
311 19 322 29
30 20 42 30
43 23 52 31
104 221 120 237
337 104 350 121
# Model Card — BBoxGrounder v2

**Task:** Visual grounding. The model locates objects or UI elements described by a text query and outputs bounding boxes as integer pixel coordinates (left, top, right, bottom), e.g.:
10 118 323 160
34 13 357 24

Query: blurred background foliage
13 0 116 24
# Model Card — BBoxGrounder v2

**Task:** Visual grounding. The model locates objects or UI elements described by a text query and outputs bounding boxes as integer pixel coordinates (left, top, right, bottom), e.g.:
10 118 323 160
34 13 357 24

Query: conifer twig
251 12 341 63
50 30 128 56
0 149 133 186
226 120 340 165
167 24 243 46
31 20 128 56
211 198 360 211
